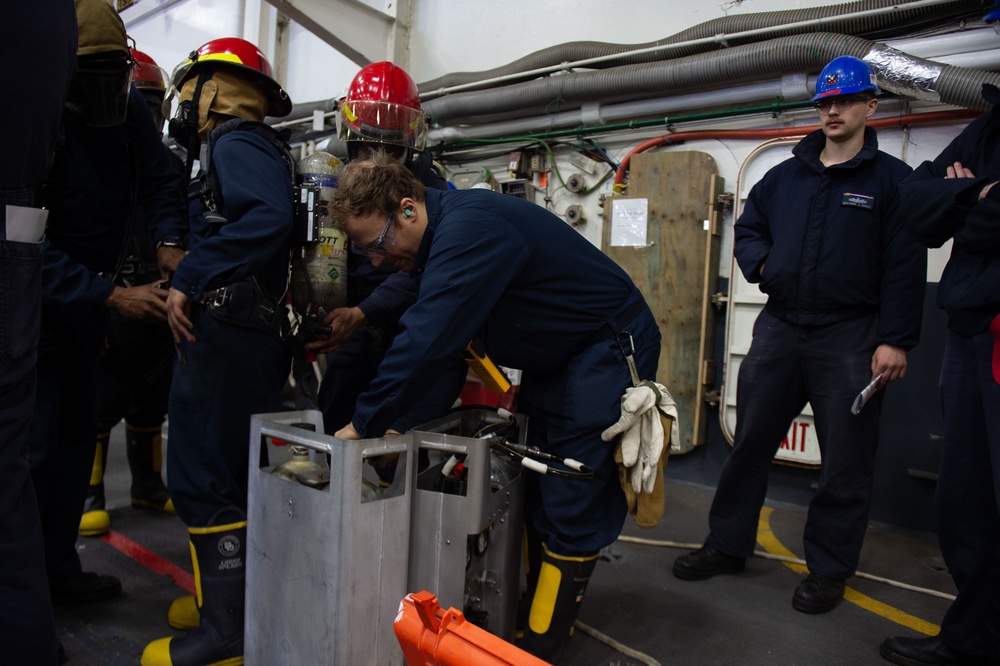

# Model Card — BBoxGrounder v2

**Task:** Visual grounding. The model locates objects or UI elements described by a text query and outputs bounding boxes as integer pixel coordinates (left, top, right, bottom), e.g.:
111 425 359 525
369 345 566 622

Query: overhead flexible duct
417 0 982 94
421 32 1000 126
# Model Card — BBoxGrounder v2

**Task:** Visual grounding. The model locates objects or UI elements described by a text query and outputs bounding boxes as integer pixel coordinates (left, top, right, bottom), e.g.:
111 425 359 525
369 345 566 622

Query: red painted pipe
612 109 981 187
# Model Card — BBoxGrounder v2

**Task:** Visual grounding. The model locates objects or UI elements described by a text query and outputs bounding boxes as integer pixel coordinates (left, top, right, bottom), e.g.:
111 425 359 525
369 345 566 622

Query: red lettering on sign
779 421 812 453
798 422 811 452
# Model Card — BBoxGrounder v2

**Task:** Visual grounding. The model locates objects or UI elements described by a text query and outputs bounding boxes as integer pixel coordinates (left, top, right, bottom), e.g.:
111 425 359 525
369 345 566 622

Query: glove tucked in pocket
614 411 673 528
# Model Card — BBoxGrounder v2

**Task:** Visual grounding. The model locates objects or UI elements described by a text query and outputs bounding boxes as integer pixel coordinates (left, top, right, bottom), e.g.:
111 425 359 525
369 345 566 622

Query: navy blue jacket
353 187 642 436
42 86 186 309
901 85 1000 336
172 127 293 302
734 127 924 349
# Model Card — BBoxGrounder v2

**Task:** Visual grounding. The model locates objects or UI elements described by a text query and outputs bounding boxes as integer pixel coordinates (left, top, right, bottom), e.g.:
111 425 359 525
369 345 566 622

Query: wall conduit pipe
417 0 977 94
611 108 980 188
422 33 1000 125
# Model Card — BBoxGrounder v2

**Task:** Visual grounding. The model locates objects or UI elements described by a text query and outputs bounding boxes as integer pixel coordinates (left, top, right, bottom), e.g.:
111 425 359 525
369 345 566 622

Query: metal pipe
417 0 978 94
422 33 1000 125
427 80 796 143
419 0 967 99
610 108 980 187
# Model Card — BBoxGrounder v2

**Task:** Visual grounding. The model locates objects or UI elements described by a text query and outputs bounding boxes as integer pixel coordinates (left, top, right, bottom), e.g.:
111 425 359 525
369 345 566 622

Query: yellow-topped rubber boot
126 423 175 513
517 544 599 664
141 520 246 666
167 594 200 630
79 432 111 537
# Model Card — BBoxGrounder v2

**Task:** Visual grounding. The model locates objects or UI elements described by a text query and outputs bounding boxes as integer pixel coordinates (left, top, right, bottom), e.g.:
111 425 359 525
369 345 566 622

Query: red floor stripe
102 530 195 595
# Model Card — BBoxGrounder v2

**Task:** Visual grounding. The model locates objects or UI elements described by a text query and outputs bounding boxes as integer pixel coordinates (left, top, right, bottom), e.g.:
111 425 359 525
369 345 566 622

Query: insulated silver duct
422 32 1000 126
417 0 983 93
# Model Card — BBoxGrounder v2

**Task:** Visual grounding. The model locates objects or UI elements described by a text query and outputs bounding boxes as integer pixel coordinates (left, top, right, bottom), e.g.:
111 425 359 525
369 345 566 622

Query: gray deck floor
57 422 953 665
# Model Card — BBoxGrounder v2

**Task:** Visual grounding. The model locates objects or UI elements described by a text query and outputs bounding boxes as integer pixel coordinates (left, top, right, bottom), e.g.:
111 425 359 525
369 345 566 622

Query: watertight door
720 140 821 466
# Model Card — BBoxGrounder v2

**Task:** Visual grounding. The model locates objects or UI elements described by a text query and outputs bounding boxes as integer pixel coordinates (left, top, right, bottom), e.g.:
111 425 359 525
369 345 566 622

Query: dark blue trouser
518 306 661 556
707 310 881 579
29 306 105 584
96 309 174 432
936 329 1000 658
0 238 59 665
167 307 290 527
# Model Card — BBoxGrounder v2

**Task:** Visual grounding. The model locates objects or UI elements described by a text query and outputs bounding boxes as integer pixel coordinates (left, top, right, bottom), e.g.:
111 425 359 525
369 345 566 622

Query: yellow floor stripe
756 507 939 636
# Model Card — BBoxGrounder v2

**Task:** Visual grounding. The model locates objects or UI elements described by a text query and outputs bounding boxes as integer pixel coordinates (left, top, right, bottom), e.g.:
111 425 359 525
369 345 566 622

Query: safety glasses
813 94 869 114
350 211 396 256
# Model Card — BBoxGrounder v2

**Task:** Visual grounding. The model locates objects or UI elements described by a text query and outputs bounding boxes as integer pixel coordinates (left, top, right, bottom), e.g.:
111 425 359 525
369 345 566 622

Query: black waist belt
581 297 647 349
197 280 288 339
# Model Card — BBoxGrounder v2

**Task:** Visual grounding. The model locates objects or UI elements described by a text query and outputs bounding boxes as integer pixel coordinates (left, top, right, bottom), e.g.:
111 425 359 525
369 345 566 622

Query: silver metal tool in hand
851 373 883 416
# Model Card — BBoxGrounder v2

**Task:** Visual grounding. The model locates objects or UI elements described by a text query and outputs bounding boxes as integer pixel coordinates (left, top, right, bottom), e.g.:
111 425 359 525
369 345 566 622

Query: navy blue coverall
317 154 465 435
0 1 76 662
707 127 925 579
167 125 293 528
351 188 661 555
28 86 186 587
900 85 1000 660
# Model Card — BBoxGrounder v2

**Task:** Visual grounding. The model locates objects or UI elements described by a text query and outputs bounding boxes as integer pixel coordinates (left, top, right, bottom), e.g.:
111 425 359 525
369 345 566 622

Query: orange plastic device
394 591 551 666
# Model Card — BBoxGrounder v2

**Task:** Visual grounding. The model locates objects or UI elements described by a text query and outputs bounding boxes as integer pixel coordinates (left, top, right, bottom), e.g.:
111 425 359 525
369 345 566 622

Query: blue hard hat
812 56 880 101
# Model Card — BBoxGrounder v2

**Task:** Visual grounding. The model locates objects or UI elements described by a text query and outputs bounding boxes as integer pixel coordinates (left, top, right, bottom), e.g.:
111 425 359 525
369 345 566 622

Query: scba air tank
290 151 349 315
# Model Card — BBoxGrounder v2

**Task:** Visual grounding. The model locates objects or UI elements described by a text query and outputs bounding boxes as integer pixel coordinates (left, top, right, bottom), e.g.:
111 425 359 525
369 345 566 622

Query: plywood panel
602 151 722 452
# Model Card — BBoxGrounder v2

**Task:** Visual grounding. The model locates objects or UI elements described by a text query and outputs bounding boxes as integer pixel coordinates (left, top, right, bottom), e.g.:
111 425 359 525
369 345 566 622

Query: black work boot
141 520 246 665
792 572 845 614
79 431 111 536
672 545 746 581
879 635 994 665
50 571 122 605
517 545 598 664
126 423 174 513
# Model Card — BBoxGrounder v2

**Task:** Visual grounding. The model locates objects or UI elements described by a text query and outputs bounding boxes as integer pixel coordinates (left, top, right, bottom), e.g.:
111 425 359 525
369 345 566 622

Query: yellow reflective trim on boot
140 636 173 666
167 594 200 630
79 510 110 537
207 658 243 665
89 434 110 485
188 521 247 535
528 560 561 635
189 540 203 607
540 542 600 564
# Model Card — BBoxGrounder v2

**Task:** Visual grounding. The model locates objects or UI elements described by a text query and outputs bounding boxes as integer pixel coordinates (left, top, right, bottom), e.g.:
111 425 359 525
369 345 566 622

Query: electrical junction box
451 170 486 190
528 152 545 174
499 179 535 204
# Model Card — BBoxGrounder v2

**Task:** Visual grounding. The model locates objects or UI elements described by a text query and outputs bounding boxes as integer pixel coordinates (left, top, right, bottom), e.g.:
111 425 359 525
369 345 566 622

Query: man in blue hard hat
672 55 926 614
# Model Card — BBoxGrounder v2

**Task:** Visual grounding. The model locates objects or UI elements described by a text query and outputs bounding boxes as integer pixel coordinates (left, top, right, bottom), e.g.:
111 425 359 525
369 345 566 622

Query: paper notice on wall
610 198 648 247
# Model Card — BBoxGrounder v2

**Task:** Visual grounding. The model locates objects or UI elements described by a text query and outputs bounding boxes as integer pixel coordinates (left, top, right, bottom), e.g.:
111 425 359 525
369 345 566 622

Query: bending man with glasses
327 150 661 664
672 56 926 615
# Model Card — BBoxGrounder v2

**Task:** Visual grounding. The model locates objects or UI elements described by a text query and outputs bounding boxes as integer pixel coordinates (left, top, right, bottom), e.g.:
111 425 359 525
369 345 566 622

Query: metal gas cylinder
290 151 349 315
272 445 325 486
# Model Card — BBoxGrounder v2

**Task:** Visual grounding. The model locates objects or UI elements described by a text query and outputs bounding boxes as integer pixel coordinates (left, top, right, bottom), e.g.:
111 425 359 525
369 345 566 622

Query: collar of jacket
793 125 879 174
410 187 444 276
982 83 1000 107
